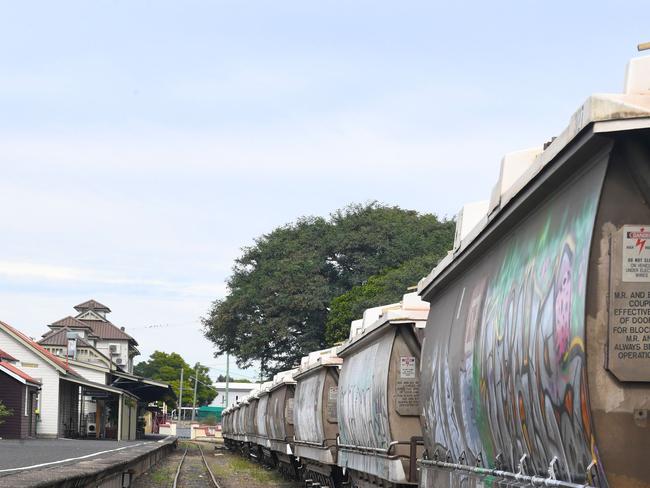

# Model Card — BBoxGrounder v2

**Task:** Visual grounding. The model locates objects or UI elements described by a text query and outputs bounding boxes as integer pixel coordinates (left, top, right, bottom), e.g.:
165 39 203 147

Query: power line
189 376 220 392
130 321 201 330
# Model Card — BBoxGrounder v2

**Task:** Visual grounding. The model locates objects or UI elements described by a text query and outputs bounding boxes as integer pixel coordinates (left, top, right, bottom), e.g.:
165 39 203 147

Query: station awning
109 371 176 403
60 375 139 401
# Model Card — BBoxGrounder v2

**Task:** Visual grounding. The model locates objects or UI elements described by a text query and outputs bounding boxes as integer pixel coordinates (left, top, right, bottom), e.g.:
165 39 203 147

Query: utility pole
191 364 198 423
225 353 230 408
178 368 184 421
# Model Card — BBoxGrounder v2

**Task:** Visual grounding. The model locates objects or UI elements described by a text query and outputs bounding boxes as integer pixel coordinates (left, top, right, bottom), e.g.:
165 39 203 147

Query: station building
0 299 175 441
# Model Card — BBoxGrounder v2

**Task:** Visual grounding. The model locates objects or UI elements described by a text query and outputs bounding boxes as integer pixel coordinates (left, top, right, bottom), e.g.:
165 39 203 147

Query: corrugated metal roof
50 316 94 331
78 319 137 344
38 328 93 348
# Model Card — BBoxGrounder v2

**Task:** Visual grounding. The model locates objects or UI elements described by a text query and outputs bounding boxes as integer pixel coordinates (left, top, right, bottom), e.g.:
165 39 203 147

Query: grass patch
207 452 285 484
150 465 174 484
229 457 276 482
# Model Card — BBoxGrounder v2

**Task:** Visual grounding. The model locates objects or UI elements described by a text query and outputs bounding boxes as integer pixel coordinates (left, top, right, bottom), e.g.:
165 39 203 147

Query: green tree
325 253 445 344
134 351 217 409
329 203 454 288
203 202 454 376
0 401 11 425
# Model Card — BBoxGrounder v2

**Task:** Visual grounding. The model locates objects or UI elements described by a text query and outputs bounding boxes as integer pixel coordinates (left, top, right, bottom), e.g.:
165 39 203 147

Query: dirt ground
133 441 300 488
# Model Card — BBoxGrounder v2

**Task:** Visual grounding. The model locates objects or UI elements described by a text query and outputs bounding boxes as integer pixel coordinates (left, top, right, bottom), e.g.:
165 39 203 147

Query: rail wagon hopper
243 390 260 457
293 347 346 487
226 407 235 447
417 56 650 488
252 381 274 464
221 407 232 448
267 368 300 478
337 292 429 488
233 400 248 452
232 404 241 444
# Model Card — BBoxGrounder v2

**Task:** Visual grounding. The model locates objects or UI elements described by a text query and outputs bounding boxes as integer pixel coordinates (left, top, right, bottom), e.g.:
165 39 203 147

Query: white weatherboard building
0 320 138 439
210 382 260 408
0 300 173 440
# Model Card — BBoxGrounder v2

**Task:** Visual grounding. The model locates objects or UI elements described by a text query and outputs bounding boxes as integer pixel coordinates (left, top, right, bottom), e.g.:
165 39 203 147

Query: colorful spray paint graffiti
338 337 392 450
420 164 606 486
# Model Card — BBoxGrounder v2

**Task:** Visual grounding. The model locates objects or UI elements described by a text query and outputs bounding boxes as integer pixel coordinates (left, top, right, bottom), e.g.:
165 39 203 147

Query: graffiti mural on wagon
423 192 600 483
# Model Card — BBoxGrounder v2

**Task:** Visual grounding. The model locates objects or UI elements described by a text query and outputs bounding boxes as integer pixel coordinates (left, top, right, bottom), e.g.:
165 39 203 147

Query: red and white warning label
622 225 650 282
399 356 416 378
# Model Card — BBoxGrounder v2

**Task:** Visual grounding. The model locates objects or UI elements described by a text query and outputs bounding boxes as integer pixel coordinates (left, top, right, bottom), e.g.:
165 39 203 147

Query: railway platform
0 435 177 487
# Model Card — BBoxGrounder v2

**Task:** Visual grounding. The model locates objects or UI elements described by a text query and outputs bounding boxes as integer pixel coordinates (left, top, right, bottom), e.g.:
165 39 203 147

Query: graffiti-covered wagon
417 55 650 488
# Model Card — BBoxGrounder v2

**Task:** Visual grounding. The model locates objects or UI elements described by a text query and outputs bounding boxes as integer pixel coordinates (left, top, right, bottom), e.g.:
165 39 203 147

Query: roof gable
74 299 111 313
75 309 106 321
0 321 79 376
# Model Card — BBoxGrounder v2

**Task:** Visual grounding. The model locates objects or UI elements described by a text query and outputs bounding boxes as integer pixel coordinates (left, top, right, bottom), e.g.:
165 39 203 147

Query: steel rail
172 442 222 488
194 441 222 488
172 447 188 488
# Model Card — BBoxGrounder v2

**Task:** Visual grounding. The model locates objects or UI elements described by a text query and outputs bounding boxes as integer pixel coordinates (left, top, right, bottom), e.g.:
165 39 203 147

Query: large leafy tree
203 202 454 377
134 351 217 409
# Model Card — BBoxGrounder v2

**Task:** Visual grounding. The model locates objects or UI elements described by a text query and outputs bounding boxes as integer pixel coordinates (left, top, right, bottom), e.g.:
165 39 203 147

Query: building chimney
121 327 125 331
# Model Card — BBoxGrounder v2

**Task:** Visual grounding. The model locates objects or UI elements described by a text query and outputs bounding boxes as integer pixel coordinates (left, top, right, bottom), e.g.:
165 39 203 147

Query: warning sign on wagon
608 225 650 382
400 356 416 378
622 225 650 282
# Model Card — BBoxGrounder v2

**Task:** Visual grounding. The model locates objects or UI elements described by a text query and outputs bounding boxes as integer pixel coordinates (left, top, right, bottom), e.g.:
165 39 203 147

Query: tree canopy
134 351 217 409
202 202 454 377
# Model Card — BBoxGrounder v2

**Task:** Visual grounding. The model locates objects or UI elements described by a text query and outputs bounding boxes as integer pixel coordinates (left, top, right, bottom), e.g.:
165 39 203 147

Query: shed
0 359 41 439
197 405 224 423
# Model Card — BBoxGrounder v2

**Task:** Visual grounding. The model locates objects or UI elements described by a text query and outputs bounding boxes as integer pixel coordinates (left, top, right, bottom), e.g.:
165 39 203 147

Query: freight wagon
223 55 650 488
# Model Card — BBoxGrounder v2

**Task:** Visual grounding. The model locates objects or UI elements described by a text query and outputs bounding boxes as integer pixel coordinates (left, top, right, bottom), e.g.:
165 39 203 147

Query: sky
0 1 647 382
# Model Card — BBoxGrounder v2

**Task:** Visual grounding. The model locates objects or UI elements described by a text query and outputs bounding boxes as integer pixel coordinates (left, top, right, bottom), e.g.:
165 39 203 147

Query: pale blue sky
0 1 646 380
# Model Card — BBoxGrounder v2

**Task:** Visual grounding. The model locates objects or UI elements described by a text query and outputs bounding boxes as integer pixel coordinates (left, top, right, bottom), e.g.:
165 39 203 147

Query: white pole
225 353 229 407
117 394 123 442
191 364 198 423
178 367 184 420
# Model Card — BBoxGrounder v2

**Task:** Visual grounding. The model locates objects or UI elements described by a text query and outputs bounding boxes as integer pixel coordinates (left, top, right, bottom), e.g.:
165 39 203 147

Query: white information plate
399 356 416 379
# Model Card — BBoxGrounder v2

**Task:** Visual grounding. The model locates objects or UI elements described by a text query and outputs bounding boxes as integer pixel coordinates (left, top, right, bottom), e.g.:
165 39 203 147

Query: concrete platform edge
0 436 178 488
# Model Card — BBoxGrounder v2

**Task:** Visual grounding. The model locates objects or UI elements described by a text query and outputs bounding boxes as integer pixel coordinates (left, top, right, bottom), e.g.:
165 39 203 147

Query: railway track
172 441 221 488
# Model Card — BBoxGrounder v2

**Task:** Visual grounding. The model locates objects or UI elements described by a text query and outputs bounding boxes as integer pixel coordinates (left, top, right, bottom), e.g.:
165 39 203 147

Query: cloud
0 260 226 299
